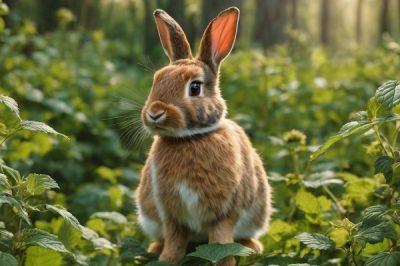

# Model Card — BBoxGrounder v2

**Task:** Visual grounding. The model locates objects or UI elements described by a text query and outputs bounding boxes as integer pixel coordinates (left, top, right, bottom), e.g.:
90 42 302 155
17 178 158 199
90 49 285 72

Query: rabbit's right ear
154 9 192 62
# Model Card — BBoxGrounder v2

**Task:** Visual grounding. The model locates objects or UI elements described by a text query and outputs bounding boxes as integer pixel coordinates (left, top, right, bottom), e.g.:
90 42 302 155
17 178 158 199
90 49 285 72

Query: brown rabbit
135 7 272 265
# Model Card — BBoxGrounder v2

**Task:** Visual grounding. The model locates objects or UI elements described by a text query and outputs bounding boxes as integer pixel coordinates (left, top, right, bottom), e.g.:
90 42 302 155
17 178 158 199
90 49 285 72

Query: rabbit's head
142 7 239 137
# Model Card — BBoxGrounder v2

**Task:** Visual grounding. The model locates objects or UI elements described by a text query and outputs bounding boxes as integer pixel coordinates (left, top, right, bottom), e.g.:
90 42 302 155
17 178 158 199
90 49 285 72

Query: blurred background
1 0 400 264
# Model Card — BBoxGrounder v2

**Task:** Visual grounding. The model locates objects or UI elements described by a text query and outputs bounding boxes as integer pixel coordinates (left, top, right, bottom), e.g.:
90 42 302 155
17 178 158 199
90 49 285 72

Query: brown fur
135 7 272 266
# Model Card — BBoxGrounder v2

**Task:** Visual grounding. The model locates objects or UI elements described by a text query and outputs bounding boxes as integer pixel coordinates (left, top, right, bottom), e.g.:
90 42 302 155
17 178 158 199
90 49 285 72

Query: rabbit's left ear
154 9 192 62
198 7 239 71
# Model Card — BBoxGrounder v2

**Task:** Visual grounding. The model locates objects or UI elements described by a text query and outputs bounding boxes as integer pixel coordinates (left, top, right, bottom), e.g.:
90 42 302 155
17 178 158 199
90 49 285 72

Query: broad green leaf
187 243 255 264
0 173 10 191
368 97 389 118
0 95 20 120
0 164 21 184
374 156 394 183
0 251 17 266
58 220 82 249
366 251 400 266
376 80 400 109
0 194 31 225
20 121 68 138
295 189 331 214
303 171 343 188
144 262 169 266
119 238 150 262
90 211 127 224
363 205 388 221
26 174 59 195
45 205 80 230
310 114 400 161
356 218 396 244
25 246 62 266
91 237 114 250
22 228 69 253
296 232 335 250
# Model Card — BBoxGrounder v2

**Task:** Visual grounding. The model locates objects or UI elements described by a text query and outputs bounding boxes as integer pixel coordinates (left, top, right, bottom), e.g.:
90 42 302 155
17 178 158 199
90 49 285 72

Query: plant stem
290 148 300 178
373 125 392 156
323 186 345 215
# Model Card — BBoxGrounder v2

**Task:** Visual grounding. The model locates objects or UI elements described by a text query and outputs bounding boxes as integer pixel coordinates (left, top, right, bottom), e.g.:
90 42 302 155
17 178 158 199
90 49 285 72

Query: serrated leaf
0 251 17 266
0 173 10 191
296 232 335 250
310 114 400 161
366 251 400 266
187 243 255 264
26 174 59 195
363 205 388 220
22 228 69 253
91 237 114 250
45 205 80 230
303 171 343 188
374 156 394 183
0 164 21 184
119 238 149 262
20 121 68 138
0 95 20 120
0 194 31 225
90 211 127 224
25 246 62 266
58 221 81 249
376 80 400 109
356 218 396 244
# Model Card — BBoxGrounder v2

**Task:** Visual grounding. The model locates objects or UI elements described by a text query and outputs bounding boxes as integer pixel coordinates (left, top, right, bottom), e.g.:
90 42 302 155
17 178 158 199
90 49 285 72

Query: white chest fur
175 182 204 233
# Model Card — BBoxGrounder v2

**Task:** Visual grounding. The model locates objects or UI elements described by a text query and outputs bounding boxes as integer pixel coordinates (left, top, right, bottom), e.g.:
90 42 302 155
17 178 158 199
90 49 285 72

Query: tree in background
253 0 286 48
355 0 363 43
320 0 330 45
380 0 390 36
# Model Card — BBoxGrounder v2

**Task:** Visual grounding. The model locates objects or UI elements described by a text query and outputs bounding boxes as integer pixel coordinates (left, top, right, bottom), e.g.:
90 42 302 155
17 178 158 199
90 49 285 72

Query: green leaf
0 251 17 266
90 211 127 224
25 246 62 266
20 121 68 138
45 205 80 230
26 174 59 195
91 237 114 250
120 238 150 262
356 218 396 244
303 171 343 188
0 95 21 120
296 232 335 250
310 114 400 161
376 80 400 109
187 243 255 264
22 228 69 253
0 173 10 191
374 156 394 183
366 251 400 266
0 194 31 225
58 221 81 249
368 97 389 118
0 164 21 184
363 205 388 220
295 189 331 214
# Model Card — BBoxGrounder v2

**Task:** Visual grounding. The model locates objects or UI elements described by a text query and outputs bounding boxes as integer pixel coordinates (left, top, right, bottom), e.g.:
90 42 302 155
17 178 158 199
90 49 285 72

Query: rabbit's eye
189 81 202 97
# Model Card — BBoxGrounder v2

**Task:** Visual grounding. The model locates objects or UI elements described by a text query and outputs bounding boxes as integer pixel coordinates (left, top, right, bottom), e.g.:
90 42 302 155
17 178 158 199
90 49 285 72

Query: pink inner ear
210 11 238 61
155 16 172 56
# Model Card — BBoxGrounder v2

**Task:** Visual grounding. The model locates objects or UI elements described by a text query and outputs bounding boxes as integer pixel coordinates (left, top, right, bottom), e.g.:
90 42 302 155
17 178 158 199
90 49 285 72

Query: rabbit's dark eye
189 81 202 97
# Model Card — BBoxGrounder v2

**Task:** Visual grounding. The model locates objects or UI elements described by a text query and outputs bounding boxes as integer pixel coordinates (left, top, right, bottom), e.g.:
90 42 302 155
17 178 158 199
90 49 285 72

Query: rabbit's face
141 8 238 137
142 59 226 137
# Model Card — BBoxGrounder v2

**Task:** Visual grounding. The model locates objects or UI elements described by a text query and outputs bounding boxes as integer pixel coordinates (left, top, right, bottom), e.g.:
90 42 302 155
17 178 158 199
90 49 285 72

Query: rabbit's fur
135 7 272 265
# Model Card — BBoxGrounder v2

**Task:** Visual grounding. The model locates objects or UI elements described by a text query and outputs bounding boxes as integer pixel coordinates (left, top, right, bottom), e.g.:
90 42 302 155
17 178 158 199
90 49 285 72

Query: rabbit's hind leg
148 240 164 254
237 238 263 254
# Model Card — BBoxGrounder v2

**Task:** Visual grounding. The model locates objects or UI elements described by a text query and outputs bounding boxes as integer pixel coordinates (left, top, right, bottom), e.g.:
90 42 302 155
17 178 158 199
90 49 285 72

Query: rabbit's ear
197 7 239 71
154 9 192 62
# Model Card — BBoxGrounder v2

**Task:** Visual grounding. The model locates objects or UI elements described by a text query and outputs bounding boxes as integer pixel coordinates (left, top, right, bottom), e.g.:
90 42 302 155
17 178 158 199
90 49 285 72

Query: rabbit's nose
146 110 166 122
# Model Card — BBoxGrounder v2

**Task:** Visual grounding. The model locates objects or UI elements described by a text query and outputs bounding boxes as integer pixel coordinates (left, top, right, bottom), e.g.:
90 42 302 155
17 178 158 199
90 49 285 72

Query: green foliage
1 4 400 265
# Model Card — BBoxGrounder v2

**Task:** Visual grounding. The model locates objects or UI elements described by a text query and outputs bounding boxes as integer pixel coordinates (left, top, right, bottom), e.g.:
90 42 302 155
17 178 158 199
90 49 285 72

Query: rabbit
135 6 272 266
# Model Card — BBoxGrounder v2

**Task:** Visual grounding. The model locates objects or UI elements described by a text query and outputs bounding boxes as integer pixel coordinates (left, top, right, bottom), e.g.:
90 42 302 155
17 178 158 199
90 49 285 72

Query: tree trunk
291 0 298 30
320 0 330 45
355 0 363 43
252 0 286 48
380 0 390 35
